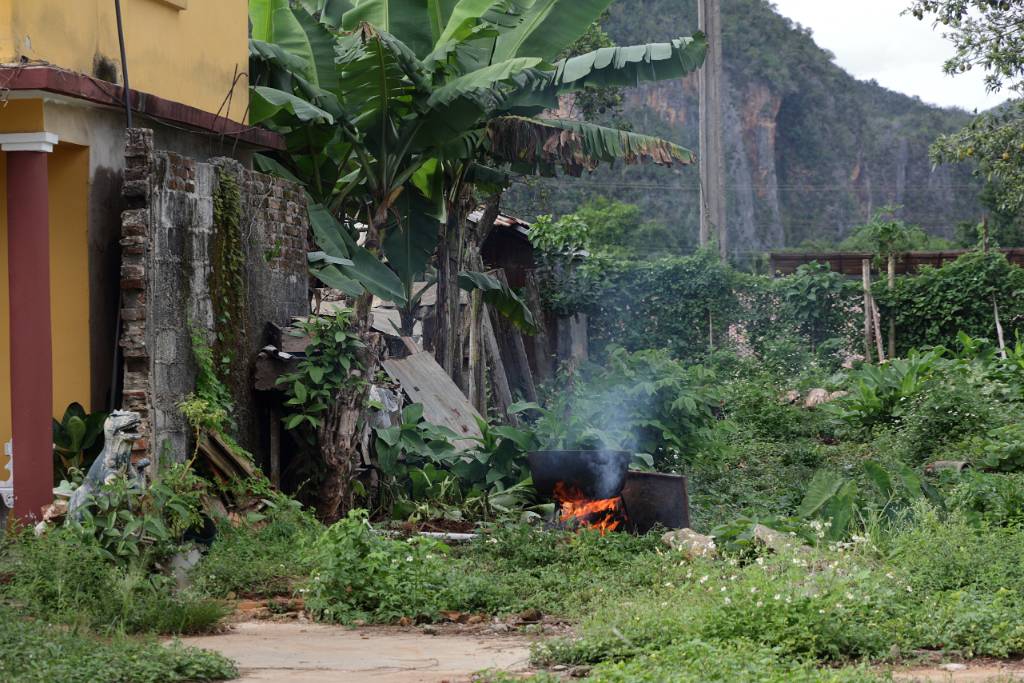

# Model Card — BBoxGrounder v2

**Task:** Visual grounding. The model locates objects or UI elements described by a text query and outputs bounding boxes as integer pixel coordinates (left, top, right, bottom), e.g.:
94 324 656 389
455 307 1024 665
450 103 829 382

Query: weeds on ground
1 524 228 635
534 507 1024 675
0 606 236 683
190 493 320 598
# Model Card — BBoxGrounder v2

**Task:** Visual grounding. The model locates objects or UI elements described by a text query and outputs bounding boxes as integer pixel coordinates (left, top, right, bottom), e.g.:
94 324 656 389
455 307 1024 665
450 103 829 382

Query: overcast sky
771 0 1011 112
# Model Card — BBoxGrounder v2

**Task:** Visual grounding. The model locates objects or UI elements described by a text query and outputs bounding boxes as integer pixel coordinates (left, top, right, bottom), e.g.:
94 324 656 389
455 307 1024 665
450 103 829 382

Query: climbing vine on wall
210 167 249 400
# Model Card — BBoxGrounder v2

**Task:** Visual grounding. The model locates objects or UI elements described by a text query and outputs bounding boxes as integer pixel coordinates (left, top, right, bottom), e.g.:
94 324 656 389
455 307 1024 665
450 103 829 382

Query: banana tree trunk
433 186 474 385
316 291 380 522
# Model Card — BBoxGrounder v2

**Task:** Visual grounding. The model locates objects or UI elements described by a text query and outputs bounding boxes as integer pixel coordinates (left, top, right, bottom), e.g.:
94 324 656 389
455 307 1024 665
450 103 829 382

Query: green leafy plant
372 404 540 521
796 460 943 542
279 311 366 435
69 463 208 565
52 402 107 483
828 348 947 432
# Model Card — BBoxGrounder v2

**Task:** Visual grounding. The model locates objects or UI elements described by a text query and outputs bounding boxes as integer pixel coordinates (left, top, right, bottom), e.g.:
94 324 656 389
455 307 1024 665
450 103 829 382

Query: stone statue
68 410 147 519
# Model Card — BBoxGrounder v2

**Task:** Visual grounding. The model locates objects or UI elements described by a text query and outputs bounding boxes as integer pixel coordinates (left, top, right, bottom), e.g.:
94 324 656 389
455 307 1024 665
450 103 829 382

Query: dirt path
181 621 533 683
891 660 1024 681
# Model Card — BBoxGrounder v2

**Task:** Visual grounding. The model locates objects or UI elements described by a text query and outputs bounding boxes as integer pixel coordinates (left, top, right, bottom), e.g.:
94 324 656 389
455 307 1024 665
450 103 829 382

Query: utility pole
698 0 727 259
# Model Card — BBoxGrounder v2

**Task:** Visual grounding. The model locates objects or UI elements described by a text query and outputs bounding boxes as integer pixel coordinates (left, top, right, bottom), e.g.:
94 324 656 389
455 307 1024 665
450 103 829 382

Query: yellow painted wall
0 0 248 123
48 144 93 420
0 128 93 483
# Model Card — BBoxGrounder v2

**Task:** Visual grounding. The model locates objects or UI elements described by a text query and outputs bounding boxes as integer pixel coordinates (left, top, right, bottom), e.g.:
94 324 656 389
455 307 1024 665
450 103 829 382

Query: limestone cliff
507 0 982 256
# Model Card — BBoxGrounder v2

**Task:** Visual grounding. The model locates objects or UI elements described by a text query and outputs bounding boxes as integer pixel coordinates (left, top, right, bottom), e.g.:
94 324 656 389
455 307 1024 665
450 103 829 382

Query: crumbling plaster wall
120 128 308 463
44 100 259 414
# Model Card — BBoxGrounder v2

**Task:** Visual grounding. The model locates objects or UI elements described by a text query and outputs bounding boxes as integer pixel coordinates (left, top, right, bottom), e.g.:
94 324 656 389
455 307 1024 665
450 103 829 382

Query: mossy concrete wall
119 129 308 463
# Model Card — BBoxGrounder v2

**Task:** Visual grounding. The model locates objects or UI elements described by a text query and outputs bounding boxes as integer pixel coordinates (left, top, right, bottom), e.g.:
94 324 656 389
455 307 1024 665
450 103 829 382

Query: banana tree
248 0 706 519
249 0 706 321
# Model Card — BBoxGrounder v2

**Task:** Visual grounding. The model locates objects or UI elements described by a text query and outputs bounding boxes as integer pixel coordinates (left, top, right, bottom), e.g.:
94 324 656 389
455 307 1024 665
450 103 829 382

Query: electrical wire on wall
114 0 133 128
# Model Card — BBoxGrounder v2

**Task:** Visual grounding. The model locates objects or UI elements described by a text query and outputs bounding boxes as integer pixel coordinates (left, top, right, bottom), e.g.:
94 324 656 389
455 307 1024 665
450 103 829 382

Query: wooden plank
524 270 552 383
489 269 538 403
382 351 483 449
482 305 517 426
468 289 485 414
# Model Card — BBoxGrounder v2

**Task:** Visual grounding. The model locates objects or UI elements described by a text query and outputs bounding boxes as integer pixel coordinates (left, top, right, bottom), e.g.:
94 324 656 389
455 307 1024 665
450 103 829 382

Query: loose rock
661 528 718 560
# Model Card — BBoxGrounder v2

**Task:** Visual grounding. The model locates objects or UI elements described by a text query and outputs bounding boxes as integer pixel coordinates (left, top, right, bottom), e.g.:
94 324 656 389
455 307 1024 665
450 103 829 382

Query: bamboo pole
995 297 1008 360
862 259 873 363
887 254 896 359
871 297 886 363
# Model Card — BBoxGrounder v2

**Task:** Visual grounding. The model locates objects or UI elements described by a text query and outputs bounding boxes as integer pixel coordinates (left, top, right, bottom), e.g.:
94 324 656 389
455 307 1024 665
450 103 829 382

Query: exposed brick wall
118 128 309 463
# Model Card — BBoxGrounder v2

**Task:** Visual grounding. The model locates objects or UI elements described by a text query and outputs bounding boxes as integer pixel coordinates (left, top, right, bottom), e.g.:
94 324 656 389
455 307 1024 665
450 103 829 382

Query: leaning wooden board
381 351 483 450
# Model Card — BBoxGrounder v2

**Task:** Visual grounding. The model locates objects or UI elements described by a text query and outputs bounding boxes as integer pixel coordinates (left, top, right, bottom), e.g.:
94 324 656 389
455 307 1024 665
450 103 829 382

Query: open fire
553 482 627 533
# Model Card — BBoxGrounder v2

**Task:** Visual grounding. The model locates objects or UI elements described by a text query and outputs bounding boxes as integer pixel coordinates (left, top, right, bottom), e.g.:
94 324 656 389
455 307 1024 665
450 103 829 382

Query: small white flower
773 594 782 601
720 586 727 592
756 601 764 608
750 587 758 594
699 575 709 584
724 597 731 605
406 555 414 562
664 582 674 588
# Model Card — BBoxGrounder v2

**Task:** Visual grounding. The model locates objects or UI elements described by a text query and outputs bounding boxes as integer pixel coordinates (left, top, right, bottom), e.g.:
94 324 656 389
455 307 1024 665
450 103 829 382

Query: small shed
475 210 534 289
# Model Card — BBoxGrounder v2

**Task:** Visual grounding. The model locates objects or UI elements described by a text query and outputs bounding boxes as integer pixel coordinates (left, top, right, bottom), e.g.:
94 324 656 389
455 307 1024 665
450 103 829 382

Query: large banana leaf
342 0 436 57
250 0 319 86
552 35 708 92
486 115 695 176
383 191 441 297
430 0 536 58
250 86 335 124
336 28 416 134
427 58 542 109
308 202 409 304
459 271 538 334
298 0 353 28
251 39 346 122
492 0 613 63
294 8 342 93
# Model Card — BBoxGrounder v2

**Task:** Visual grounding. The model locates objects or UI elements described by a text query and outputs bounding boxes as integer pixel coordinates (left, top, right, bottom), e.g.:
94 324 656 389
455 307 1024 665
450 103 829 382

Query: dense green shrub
534 347 720 471
586 251 739 362
739 262 860 357
0 607 236 683
877 251 1024 355
302 509 450 623
947 471 1024 526
827 349 946 433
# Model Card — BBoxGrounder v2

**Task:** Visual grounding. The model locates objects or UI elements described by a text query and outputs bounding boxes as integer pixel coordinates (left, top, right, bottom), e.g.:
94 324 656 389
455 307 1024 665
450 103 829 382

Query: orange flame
553 482 626 534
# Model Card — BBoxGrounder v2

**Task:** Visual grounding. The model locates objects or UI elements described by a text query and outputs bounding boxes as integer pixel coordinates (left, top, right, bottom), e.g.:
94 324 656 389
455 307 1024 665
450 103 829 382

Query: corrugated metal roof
468 208 531 239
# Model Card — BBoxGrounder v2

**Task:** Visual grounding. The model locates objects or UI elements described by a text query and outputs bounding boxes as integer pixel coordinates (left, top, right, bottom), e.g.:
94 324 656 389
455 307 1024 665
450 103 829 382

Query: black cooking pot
528 450 632 500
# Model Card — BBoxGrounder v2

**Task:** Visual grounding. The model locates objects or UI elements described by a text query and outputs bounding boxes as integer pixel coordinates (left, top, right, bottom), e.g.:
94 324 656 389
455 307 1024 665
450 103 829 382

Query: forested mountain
506 0 984 257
